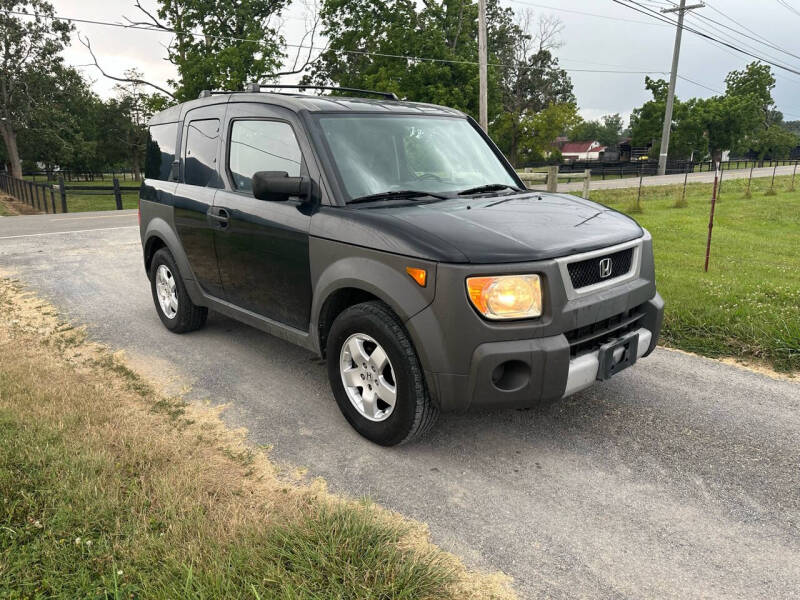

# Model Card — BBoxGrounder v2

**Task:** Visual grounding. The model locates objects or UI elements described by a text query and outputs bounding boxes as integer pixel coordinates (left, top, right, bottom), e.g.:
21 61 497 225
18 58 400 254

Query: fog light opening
491 360 531 392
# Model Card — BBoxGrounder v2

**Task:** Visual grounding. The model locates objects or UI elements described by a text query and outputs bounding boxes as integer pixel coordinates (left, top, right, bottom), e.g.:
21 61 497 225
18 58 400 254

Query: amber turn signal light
406 267 427 287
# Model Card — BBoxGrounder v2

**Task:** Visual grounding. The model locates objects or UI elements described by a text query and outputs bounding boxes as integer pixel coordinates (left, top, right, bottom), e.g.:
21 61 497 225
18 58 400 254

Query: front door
212 104 314 330
174 105 226 298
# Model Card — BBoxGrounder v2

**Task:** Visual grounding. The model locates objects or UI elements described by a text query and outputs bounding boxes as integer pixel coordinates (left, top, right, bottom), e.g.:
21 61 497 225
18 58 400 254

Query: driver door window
229 120 303 192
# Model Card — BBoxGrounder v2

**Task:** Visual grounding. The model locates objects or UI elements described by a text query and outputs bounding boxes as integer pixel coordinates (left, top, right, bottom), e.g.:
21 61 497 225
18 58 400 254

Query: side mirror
169 160 180 181
252 171 310 202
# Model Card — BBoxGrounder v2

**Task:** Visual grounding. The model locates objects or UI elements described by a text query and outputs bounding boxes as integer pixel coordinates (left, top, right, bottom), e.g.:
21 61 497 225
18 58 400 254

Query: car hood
381 192 644 263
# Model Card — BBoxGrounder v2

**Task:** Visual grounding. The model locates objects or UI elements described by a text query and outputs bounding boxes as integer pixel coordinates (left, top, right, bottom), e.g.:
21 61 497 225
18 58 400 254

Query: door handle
207 207 230 228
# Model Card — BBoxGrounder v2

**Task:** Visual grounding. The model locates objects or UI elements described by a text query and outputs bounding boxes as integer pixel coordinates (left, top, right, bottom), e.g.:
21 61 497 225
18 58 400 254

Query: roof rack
197 90 227 98
242 83 399 101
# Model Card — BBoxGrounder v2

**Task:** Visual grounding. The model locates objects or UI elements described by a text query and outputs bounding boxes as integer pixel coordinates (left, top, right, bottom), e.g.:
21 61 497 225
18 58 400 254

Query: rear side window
184 119 221 187
228 120 302 192
144 123 178 181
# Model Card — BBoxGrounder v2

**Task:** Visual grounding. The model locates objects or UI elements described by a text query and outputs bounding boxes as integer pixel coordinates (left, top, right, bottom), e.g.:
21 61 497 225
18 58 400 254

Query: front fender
309 237 437 354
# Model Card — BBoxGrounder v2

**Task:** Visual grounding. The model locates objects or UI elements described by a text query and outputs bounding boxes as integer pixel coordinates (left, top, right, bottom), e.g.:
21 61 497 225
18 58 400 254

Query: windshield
316 115 518 202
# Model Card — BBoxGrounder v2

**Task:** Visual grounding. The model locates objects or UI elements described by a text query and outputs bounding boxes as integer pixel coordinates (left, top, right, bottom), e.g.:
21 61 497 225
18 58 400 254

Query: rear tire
326 301 438 446
149 248 208 333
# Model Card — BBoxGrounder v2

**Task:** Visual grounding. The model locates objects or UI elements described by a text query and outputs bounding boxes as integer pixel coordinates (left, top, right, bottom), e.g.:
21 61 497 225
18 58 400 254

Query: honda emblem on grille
599 257 613 279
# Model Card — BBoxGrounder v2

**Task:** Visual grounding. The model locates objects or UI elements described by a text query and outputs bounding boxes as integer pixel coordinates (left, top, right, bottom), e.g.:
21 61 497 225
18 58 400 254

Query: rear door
174 104 226 298
212 102 315 330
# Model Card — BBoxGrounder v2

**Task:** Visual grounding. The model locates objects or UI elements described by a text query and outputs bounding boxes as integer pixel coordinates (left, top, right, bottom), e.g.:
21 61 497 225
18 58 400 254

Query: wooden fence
23 169 143 183
517 167 593 198
0 174 139 213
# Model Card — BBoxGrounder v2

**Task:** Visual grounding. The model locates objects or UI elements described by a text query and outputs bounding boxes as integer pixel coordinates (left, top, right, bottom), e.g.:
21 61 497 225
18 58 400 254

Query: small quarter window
185 119 221 187
229 120 302 192
145 122 178 181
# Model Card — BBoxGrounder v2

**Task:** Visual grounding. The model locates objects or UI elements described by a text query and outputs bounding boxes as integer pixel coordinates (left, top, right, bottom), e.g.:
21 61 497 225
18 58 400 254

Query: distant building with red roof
560 140 607 161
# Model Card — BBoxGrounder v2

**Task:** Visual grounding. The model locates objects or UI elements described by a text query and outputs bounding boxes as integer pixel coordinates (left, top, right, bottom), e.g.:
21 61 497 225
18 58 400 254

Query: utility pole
478 0 488 132
657 1 704 176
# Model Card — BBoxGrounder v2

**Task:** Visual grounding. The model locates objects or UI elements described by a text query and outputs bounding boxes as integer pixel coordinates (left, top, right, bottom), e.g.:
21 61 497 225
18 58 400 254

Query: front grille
564 305 645 357
567 248 633 289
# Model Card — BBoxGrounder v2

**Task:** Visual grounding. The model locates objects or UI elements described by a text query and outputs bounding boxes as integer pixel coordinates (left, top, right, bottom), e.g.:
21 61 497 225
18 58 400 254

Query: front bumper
422 293 663 411
426 294 664 411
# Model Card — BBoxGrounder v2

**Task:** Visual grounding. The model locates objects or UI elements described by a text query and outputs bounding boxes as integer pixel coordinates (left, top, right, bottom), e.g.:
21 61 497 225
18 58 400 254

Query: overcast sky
53 0 800 125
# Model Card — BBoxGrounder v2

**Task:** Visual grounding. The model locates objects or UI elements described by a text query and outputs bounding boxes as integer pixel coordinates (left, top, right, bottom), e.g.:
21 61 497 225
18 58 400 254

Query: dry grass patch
0 194 42 216
0 277 516 599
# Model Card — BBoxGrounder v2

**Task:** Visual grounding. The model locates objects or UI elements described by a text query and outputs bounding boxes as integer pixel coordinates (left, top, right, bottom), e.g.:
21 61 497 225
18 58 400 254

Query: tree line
1 0 797 180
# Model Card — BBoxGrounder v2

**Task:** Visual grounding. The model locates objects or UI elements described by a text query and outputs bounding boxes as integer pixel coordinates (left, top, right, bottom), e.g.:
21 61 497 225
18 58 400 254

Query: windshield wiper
457 183 523 196
348 190 448 205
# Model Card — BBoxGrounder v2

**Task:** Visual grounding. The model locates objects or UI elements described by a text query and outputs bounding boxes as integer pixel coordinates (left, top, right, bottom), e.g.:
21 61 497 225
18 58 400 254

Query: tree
516 102 580 164
126 0 296 101
630 77 703 160
690 93 761 164
304 0 516 117
16 66 100 175
493 10 574 165
306 1 574 167
0 0 72 178
111 71 166 179
749 124 798 160
781 121 800 136
570 114 625 147
630 64 776 163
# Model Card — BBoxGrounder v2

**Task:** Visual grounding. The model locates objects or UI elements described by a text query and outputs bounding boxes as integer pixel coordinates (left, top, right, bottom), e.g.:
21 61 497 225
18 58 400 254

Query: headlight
466 274 542 320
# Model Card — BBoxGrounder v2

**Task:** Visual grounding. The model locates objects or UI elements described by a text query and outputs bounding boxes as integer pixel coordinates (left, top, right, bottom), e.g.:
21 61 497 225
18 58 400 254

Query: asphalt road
1 211 799 599
547 164 798 193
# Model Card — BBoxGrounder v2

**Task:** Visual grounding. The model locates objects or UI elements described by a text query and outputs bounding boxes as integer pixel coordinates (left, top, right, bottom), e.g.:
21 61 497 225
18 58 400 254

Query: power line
700 1 800 63
684 12 800 70
611 0 800 76
678 74 721 94
504 0 670 27
631 0 800 74
774 0 800 18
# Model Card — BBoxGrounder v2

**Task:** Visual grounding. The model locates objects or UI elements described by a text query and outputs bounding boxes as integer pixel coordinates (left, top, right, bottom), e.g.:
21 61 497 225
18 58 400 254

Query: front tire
326 301 438 446
149 248 208 333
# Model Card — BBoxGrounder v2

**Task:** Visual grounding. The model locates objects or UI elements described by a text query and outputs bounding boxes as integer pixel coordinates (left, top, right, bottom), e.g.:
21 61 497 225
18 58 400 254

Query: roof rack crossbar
197 90 235 98
243 83 398 101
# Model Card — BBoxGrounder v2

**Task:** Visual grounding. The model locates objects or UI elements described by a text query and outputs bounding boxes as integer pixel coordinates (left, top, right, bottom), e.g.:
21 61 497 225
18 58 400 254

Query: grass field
0 279 515 600
593 174 799 373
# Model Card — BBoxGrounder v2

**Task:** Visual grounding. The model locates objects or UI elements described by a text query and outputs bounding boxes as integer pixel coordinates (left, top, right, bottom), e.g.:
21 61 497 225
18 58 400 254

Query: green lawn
592 174 800 372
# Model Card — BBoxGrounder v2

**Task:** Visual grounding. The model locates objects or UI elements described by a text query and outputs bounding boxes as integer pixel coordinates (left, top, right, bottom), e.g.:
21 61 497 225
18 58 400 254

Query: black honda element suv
139 84 663 446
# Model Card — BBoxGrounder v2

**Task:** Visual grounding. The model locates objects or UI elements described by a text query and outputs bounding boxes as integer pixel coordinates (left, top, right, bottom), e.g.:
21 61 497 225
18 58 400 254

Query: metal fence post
546 165 558 192
705 163 720 272
582 169 591 199
113 177 123 210
58 176 68 213
50 186 56 213
767 163 778 195
635 173 644 212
